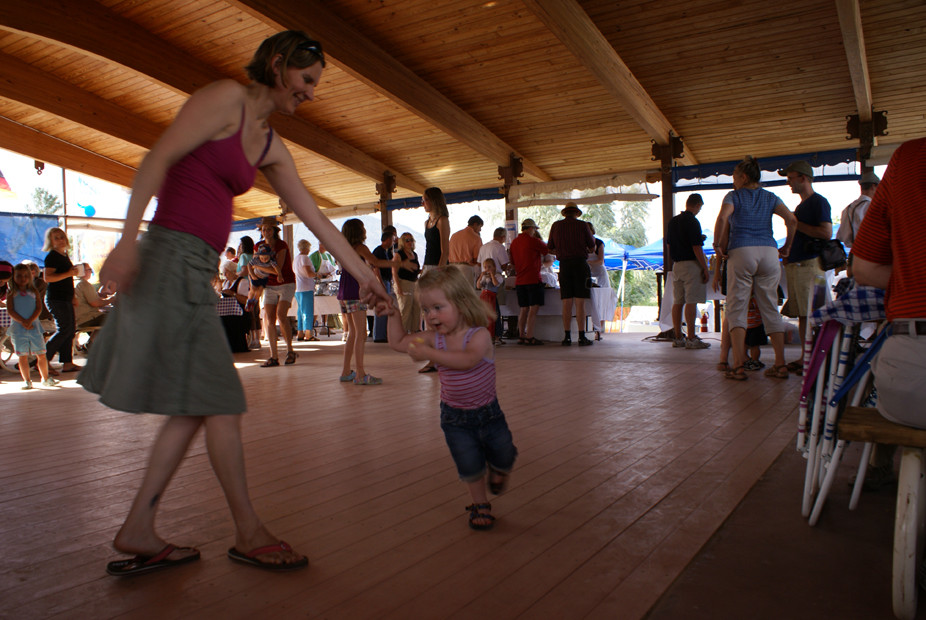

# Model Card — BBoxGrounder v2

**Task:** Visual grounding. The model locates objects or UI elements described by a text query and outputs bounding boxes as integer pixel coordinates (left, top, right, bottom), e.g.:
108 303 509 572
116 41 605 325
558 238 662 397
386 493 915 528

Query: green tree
30 188 63 214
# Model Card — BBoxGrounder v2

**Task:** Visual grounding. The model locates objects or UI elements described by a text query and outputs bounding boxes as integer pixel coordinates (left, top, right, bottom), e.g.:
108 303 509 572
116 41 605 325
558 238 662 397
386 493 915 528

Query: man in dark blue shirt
779 160 832 372
667 194 710 349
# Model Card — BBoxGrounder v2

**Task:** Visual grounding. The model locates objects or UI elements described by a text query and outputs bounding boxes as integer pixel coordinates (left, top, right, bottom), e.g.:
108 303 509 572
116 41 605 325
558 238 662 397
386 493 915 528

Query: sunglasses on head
297 41 326 66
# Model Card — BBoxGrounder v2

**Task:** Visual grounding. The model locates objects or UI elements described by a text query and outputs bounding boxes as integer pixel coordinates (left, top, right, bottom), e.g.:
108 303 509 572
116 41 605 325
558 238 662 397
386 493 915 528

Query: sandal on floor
106 544 200 577
517 338 527 345
716 362 731 372
724 366 748 381
786 361 804 375
261 357 279 367
764 364 789 379
354 374 383 385
466 503 495 531
227 541 308 571
525 337 544 346
284 351 298 365
488 470 509 495
339 370 356 382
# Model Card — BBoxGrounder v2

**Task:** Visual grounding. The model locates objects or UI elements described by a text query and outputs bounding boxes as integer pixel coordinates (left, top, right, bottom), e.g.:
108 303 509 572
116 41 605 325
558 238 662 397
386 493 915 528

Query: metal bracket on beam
498 153 524 202
375 171 397 211
650 135 685 174
846 110 888 163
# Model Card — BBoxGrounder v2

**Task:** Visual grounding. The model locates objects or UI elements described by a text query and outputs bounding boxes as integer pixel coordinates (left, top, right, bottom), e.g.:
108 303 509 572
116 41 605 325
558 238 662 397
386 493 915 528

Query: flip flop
227 541 308 571
106 544 200 577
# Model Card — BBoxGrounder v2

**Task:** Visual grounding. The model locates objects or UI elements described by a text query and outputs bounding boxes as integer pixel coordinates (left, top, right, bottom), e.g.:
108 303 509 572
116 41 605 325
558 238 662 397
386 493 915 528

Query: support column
651 135 684 275
376 171 396 231
498 154 523 244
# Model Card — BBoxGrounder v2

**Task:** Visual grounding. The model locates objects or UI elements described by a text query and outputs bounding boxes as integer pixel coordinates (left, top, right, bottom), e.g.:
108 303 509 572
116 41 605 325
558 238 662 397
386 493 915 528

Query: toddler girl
477 258 501 339
6 263 58 389
387 265 517 530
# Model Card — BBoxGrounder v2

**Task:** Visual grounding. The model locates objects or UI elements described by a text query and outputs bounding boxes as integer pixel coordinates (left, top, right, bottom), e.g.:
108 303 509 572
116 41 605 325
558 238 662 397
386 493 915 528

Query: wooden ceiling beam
1 0 425 195
230 0 554 183
0 116 137 188
0 52 290 202
521 0 697 165
836 0 873 123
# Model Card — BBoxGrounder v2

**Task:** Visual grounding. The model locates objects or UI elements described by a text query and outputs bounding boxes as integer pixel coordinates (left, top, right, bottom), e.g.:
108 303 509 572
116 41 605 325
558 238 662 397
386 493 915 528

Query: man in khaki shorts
667 194 710 349
778 160 832 372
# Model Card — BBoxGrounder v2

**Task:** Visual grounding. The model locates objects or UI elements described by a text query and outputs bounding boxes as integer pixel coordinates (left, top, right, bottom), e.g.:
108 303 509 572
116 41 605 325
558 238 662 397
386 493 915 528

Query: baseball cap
778 160 814 179
521 218 538 231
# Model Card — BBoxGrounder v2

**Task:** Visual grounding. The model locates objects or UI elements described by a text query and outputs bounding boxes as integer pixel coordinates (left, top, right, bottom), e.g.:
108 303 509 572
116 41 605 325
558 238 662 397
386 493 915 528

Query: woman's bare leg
204 415 304 565
113 416 204 555
276 300 293 356
264 302 279 359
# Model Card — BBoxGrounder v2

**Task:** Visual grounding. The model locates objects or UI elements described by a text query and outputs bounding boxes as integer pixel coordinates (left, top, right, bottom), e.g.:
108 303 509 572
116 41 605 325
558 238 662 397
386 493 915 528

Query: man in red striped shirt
853 137 926 428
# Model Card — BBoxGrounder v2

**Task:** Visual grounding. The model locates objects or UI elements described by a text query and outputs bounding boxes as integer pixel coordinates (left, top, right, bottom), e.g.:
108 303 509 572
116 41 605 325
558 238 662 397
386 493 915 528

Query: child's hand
407 336 433 361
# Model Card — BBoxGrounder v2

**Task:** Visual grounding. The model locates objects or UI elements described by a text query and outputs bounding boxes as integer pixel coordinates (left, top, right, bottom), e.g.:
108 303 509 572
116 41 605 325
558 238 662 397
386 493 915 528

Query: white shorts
873 330 926 429
263 282 296 305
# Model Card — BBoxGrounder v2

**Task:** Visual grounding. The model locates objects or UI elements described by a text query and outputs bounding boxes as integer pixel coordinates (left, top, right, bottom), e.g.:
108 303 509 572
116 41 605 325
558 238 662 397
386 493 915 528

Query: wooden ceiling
0 0 923 220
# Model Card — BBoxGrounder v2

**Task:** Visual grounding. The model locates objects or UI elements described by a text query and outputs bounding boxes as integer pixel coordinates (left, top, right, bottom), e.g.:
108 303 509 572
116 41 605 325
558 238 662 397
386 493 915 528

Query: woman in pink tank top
82 31 392 577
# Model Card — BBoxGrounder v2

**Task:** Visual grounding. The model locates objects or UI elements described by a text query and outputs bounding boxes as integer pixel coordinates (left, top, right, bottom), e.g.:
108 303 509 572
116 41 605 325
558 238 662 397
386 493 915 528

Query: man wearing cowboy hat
547 202 596 346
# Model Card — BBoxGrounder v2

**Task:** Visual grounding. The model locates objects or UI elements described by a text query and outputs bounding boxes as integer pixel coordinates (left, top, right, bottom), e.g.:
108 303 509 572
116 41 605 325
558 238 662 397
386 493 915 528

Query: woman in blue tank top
714 155 797 381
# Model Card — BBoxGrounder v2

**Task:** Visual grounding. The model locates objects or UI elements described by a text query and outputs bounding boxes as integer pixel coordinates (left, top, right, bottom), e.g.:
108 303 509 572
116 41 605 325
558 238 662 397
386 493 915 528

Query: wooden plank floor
0 332 804 619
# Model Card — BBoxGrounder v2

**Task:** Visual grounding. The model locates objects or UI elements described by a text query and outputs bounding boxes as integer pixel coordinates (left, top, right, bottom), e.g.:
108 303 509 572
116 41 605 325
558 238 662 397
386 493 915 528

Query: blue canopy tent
608 230 716 331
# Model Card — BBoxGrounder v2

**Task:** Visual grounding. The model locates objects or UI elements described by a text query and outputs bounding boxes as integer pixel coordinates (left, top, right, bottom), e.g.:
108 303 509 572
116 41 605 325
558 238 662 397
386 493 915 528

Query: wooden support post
376 171 396 231
846 111 888 173
498 154 523 244
651 135 684 276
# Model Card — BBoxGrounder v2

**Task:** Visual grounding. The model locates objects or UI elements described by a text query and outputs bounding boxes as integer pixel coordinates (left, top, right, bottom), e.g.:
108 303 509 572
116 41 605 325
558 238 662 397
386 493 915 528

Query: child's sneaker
21 381 33 390
42 378 60 387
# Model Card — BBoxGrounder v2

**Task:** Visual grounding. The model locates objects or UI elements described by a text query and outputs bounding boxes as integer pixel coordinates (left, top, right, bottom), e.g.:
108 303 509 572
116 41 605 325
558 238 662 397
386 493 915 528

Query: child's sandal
466 503 495 531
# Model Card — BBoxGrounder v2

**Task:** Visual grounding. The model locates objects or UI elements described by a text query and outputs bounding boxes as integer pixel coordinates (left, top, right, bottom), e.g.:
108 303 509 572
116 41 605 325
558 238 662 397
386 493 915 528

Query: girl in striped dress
387 266 518 530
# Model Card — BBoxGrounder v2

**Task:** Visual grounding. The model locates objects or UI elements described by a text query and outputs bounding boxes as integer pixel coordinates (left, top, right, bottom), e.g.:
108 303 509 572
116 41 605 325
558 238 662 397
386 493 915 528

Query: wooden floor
0 331 806 619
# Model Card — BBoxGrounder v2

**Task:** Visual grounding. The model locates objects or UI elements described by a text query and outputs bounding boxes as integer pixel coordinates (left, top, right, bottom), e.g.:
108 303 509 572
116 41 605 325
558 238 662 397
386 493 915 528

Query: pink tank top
436 327 497 409
152 109 273 252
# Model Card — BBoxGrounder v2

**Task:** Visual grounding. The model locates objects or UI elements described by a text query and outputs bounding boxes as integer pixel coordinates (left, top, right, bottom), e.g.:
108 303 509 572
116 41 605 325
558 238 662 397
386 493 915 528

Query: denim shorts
440 398 518 482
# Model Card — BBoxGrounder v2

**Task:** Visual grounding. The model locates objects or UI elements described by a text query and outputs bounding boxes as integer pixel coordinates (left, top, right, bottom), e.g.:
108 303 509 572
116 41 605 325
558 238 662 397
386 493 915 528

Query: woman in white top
293 239 317 341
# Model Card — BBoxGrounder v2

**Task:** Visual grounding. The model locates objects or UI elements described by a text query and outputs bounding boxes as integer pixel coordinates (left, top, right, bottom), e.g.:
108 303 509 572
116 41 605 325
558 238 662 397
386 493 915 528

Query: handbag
810 238 847 271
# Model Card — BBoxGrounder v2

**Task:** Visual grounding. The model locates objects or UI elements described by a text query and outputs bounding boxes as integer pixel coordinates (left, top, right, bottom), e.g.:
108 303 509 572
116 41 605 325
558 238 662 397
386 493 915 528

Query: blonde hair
398 233 416 254
297 239 312 253
42 227 68 252
416 266 495 328
8 263 37 296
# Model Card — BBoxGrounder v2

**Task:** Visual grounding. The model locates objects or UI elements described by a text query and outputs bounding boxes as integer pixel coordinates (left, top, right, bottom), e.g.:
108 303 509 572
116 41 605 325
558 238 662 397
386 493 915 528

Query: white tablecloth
498 287 617 340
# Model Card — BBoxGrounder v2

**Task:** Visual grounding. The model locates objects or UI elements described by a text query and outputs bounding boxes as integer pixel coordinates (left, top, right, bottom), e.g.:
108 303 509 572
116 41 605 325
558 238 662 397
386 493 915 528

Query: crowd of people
2 27 918 585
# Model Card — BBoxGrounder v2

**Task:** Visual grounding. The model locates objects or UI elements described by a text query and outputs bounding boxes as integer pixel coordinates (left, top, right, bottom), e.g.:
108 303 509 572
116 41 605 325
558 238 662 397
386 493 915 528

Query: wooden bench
838 406 926 620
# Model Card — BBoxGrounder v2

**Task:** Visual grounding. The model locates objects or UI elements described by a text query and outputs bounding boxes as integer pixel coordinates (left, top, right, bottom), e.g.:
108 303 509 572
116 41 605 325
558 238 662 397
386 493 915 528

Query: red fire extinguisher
700 311 708 333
